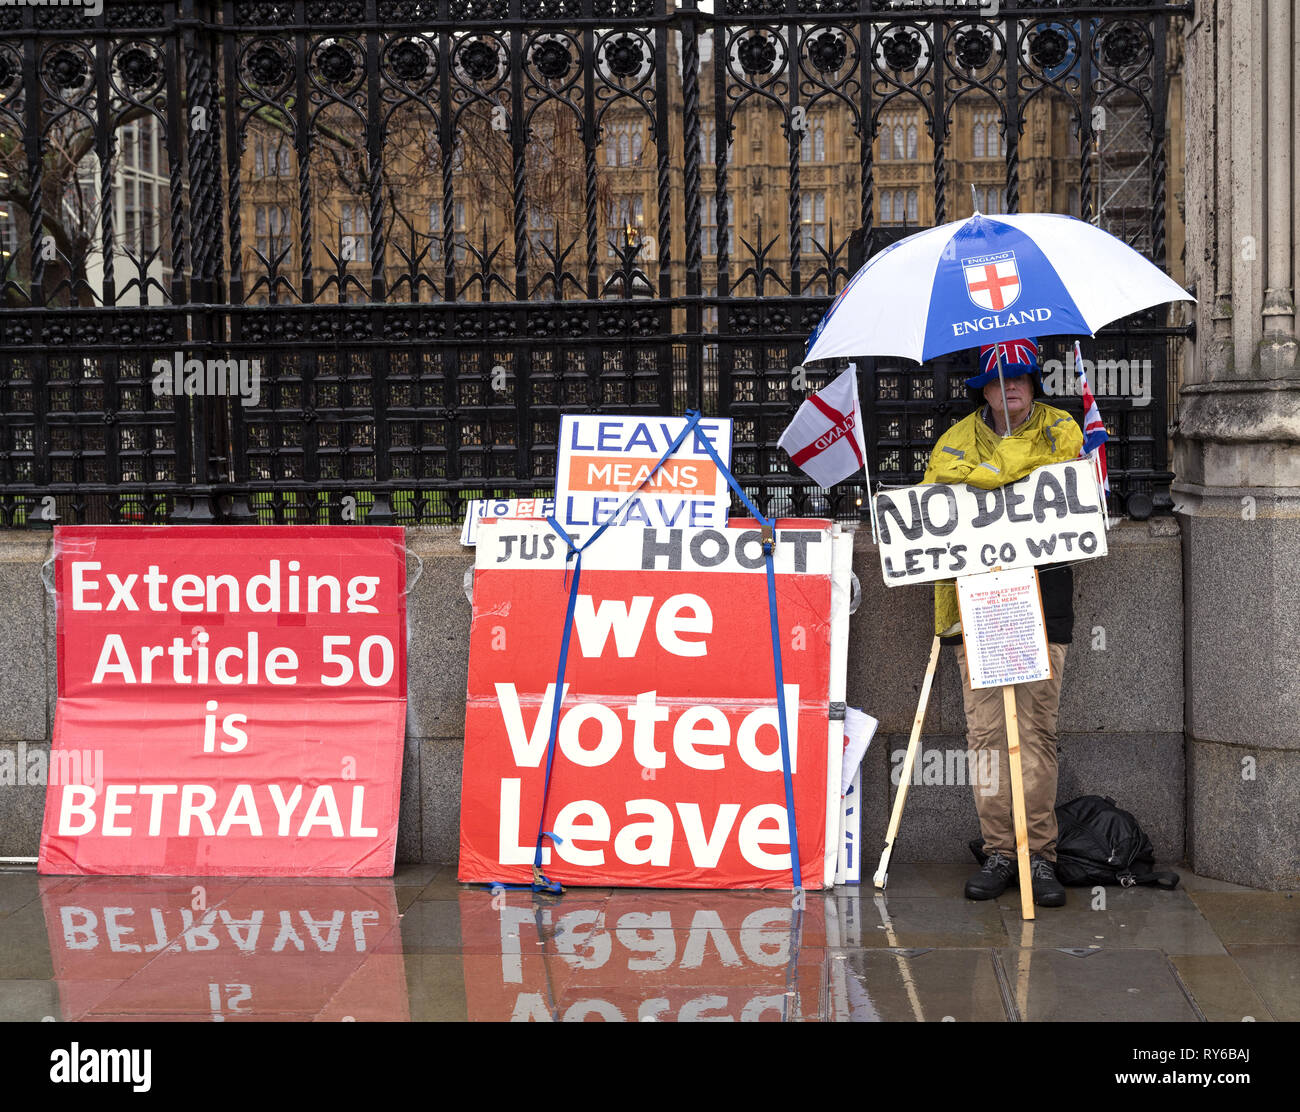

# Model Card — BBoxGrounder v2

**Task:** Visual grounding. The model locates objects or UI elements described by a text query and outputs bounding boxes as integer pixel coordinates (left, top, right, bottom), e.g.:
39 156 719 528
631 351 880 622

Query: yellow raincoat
922 401 1084 636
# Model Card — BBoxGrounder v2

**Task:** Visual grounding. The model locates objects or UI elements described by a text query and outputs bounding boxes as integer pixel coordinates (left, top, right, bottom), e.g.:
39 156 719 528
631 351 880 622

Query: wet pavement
0 863 1295 1022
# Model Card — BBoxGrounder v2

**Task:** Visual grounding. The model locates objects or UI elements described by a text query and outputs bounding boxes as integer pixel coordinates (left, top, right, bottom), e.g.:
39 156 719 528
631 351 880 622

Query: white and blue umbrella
803 211 1193 366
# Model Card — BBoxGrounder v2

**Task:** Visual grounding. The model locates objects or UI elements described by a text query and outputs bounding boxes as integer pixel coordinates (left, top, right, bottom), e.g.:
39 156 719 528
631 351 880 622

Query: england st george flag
777 365 868 489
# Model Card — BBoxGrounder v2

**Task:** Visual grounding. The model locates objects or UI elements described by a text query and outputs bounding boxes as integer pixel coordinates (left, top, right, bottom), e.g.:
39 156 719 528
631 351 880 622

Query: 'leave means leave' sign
554 415 733 530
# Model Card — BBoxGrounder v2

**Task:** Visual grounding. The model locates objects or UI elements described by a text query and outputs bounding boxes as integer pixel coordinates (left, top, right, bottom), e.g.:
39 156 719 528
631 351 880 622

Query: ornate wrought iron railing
0 0 1190 526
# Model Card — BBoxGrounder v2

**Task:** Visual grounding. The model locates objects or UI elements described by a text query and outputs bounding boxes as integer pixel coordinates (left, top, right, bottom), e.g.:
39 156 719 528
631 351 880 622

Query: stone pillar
1174 0 1299 888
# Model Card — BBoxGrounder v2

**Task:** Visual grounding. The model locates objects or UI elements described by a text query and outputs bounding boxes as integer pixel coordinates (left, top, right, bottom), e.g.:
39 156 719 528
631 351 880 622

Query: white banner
477 521 834 576
460 497 555 546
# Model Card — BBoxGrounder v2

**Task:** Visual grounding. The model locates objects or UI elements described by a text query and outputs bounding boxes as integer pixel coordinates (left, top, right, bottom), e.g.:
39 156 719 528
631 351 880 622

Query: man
922 338 1084 907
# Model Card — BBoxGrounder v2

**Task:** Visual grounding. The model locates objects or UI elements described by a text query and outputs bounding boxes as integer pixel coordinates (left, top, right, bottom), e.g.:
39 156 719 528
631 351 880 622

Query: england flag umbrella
803 211 1193 368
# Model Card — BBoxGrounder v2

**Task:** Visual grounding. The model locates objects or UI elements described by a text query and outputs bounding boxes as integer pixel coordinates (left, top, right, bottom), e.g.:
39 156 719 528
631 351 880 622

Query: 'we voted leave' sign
459 521 836 889
554 415 733 530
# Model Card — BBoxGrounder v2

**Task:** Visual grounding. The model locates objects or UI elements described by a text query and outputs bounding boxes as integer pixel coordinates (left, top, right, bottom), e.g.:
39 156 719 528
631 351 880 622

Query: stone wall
0 521 1187 879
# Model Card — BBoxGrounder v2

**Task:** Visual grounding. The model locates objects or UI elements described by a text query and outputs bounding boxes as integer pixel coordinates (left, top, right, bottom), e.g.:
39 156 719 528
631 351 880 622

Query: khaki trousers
955 643 1067 862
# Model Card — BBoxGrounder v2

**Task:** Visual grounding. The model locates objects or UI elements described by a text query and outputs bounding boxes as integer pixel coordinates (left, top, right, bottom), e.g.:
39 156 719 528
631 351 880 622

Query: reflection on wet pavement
0 864 1294 1021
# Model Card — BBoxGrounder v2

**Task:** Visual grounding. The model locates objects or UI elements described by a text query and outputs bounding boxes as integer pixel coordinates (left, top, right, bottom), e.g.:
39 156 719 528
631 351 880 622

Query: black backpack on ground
969 795 1180 889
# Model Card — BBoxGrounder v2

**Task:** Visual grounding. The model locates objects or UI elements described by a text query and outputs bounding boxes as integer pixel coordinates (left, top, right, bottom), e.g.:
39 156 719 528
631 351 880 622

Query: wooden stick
1016 920 1035 1020
1002 684 1035 920
872 635 942 889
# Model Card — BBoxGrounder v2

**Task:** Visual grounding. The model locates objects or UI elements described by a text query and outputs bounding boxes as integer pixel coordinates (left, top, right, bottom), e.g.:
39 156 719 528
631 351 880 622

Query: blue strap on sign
506 409 803 895
686 412 802 891
525 412 704 893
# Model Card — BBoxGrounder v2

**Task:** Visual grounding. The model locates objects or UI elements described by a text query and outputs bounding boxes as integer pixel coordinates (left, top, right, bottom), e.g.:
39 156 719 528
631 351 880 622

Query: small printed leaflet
956 565 1051 689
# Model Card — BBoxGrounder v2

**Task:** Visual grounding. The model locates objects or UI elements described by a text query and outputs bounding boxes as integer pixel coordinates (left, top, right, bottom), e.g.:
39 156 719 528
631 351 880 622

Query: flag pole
994 343 1012 438
1074 341 1111 531
850 361 881 545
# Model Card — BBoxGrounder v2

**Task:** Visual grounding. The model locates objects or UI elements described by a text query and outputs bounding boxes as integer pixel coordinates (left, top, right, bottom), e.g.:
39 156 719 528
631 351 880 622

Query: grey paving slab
402 954 471 1021
998 897 1229 957
1170 955 1277 1022
386 897 467 953
840 894 1011 948
0 871 42 918
832 947 1009 1022
997 947 1200 1022
1174 870 1258 893
1186 892 1300 946
414 865 471 901
0 978 62 1021
394 886 425 912
0 901 54 980
391 864 442 885
1225 945 1300 1021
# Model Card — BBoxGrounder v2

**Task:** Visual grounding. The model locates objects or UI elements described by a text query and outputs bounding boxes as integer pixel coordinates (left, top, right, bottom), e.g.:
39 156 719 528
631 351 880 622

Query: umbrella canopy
804 212 1194 365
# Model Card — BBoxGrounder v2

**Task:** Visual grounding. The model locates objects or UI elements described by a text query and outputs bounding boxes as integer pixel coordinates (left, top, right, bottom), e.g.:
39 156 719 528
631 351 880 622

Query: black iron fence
0 0 1190 527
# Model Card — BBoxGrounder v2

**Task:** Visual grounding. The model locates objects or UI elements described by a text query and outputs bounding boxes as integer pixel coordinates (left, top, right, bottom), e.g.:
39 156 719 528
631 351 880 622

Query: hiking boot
1030 855 1066 907
965 852 1016 900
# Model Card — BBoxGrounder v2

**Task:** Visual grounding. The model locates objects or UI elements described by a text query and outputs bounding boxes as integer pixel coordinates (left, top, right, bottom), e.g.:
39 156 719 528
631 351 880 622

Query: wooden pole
1001 684 1035 920
873 635 942 889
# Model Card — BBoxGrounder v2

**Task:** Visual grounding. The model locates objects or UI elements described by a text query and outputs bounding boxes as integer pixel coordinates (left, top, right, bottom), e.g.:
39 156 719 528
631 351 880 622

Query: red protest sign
458 522 837 889
39 526 407 877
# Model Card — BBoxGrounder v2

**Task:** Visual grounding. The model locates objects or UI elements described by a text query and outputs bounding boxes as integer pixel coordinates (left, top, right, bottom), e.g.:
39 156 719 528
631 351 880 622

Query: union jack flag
978 337 1039 378
1074 341 1110 496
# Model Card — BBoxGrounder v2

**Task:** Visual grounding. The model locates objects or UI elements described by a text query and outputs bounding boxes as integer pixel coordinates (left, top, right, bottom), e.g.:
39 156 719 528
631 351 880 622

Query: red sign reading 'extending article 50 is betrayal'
39 526 408 877
459 521 842 890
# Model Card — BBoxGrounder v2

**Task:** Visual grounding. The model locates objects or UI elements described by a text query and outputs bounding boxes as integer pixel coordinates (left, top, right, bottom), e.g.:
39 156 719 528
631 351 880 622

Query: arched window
880 191 892 223
893 125 904 159
604 120 644 167
906 124 917 159
974 110 1004 158
801 191 827 254
907 189 919 223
